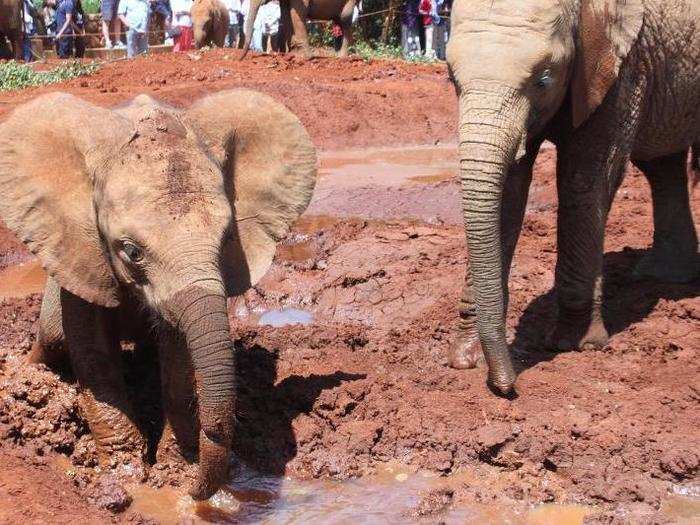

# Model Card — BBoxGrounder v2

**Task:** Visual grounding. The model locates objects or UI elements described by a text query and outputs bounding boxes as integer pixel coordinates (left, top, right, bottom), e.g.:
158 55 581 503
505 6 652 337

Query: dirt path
0 51 698 523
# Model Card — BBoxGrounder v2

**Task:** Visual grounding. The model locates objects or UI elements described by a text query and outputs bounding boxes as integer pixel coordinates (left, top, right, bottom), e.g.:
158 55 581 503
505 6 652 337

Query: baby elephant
0 90 317 499
191 0 230 48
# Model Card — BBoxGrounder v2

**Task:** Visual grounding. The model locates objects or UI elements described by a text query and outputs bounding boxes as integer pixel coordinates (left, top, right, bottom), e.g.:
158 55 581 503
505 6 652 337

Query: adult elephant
0 0 23 60
446 0 699 394
0 90 316 499
242 0 357 58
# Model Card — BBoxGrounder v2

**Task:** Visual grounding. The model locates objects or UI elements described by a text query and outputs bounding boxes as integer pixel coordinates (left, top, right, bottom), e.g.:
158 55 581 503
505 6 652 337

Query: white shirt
224 0 242 19
259 2 280 34
118 0 149 32
171 0 193 27
23 1 35 33
240 0 250 21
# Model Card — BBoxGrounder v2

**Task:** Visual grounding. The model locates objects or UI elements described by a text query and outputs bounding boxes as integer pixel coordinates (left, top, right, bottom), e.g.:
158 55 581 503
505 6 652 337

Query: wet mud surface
0 51 698 523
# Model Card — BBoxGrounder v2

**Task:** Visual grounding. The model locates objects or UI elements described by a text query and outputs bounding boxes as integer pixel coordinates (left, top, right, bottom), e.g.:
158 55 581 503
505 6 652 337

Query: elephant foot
448 332 484 369
548 313 609 352
632 249 699 283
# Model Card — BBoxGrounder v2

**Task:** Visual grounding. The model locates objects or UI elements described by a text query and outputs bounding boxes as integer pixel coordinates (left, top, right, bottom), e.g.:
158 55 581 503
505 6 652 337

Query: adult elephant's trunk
172 283 235 500
458 87 528 394
240 0 265 59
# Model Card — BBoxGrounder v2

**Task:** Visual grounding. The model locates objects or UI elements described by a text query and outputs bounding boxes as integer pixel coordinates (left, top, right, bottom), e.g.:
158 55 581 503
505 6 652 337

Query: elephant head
445 0 643 393
191 0 230 48
0 90 316 498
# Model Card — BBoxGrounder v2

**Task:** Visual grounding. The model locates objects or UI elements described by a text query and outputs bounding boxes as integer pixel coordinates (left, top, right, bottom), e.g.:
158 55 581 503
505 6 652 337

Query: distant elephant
191 0 230 48
445 0 699 394
0 0 23 60
0 90 317 499
242 0 357 58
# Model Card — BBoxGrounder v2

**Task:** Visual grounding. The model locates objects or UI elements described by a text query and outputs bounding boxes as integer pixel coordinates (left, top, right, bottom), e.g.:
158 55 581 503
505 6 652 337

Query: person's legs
74 31 86 57
226 24 238 47
101 0 114 47
22 31 34 62
112 2 123 47
56 34 74 58
137 31 149 54
126 28 136 57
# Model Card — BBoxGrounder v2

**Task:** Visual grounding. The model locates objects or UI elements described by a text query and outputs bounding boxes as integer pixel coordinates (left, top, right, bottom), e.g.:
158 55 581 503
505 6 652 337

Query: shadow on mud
232 343 365 475
511 247 699 372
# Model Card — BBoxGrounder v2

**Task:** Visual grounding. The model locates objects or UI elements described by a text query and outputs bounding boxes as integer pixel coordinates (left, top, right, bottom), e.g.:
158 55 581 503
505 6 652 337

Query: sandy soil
0 50 698 524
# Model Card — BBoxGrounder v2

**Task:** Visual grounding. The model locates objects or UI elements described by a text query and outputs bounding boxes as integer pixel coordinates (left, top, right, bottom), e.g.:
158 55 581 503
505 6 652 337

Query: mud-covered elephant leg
28 277 68 369
61 289 146 472
156 325 199 464
450 139 540 369
549 79 647 351
288 0 311 56
337 3 355 57
631 151 699 282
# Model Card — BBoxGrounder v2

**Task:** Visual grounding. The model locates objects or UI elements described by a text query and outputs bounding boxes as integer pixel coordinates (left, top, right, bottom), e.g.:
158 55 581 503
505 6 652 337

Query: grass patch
351 40 437 63
0 61 99 92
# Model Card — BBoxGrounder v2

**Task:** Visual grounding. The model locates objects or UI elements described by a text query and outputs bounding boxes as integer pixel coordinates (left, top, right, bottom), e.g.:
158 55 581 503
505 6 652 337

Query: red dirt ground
0 50 698 524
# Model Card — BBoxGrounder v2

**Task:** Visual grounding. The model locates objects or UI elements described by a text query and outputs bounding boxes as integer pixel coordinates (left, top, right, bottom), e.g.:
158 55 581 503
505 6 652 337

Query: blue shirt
118 0 150 33
55 0 75 35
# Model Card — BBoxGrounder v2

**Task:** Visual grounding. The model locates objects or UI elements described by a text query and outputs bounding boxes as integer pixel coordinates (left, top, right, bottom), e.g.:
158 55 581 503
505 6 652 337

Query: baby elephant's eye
121 241 144 263
536 69 553 89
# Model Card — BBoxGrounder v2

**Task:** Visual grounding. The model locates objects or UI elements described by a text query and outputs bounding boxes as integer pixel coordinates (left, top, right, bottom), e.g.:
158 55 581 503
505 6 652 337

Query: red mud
0 50 698 523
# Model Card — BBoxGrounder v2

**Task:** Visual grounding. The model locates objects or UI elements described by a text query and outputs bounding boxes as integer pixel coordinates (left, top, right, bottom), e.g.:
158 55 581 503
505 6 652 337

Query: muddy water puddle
311 144 557 223
128 464 601 524
318 145 458 188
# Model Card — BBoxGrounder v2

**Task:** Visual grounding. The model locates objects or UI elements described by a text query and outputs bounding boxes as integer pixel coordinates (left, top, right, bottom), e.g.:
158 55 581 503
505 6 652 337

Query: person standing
238 0 248 48
401 0 420 58
73 0 86 58
101 0 124 48
150 0 172 44
223 0 242 47
258 0 279 52
119 0 149 57
170 0 193 51
54 0 76 58
21 0 39 62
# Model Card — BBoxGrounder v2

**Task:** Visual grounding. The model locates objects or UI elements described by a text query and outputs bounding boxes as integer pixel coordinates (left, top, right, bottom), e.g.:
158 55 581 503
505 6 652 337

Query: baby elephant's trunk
172 284 235 500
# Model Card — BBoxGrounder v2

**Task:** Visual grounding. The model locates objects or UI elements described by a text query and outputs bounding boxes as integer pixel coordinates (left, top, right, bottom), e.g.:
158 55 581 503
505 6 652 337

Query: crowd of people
400 0 452 60
22 0 281 60
13 0 448 62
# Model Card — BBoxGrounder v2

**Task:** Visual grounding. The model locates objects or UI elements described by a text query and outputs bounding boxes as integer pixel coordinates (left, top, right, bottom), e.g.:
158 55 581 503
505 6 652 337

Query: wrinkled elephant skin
446 0 700 393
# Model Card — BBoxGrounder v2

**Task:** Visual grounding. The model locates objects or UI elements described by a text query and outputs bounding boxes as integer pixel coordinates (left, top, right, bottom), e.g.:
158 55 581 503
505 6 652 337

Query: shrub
0 61 99 92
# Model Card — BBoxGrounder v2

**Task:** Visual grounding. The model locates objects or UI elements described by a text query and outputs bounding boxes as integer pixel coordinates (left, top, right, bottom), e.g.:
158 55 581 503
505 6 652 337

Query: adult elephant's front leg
288 0 311 55
60 289 146 472
449 141 540 369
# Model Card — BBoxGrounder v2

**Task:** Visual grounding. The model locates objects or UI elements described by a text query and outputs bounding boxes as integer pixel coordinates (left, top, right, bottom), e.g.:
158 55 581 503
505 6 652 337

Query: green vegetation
81 0 101 14
0 61 99 92
308 22 437 63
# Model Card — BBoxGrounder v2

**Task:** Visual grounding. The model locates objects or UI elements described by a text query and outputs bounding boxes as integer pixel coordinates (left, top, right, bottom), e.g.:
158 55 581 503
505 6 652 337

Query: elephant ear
185 89 317 296
572 0 644 128
0 93 133 307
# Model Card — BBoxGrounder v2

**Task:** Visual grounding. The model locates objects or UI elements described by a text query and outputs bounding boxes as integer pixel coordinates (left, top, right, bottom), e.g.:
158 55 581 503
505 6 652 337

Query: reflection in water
318 145 457 189
128 464 608 524
258 308 314 328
